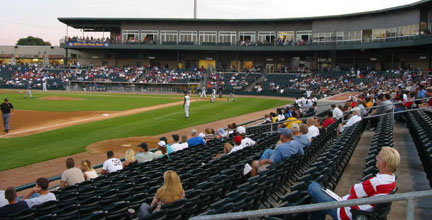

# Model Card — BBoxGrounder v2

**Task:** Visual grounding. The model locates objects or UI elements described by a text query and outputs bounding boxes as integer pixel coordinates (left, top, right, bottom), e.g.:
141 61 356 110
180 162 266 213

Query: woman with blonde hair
138 170 184 219
81 160 98 181
123 149 137 167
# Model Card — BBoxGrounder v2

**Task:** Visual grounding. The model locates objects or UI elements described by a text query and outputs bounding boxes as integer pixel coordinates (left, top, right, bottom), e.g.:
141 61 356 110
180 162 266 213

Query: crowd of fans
66 36 112 44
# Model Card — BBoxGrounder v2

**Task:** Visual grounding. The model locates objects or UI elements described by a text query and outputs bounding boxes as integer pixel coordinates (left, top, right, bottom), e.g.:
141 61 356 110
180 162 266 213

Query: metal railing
190 190 432 220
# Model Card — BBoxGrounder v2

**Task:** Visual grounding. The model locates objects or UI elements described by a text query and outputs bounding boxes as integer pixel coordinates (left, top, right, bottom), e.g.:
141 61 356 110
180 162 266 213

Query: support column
64 48 68 66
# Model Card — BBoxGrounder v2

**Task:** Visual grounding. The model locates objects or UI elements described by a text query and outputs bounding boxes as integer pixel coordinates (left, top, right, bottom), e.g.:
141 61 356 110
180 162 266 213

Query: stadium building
59 0 432 71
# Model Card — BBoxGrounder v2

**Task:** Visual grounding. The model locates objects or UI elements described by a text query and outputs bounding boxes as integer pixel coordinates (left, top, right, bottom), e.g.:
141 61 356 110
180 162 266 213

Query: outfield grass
0 97 289 171
0 91 181 111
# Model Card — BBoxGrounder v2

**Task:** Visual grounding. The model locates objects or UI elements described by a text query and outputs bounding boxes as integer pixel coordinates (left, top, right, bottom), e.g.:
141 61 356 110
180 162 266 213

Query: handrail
190 190 432 220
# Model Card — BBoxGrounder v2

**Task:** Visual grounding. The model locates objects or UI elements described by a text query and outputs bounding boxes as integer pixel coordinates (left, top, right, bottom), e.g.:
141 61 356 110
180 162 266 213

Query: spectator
101 151 123 174
332 104 344 120
285 114 302 128
159 137 173 154
223 135 243 154
277 109 285 121
60 158 85 189
250 128 304 176
155 141 168 158
306 117 320 140
24 177 56 208
138 170 185 219
307 147 400 220
0 187 29 218
339 109 362 134
81 160 98 181
0 190 6 208
187 129 206 147
322 111 336 129
123 149 137 167
170 134 183 152
136 143 155 163
204 128 216 141
236 126 256 148
291 123 310 148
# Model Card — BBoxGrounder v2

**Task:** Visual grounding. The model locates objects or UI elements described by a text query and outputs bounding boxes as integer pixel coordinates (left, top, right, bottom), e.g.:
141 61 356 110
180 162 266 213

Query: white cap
199 133 205 138
237 126 246 134
158 141 166 147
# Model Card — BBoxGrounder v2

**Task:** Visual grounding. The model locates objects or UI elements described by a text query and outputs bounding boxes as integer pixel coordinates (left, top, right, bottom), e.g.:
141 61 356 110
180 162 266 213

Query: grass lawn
0 97 289 171
0 91 181 111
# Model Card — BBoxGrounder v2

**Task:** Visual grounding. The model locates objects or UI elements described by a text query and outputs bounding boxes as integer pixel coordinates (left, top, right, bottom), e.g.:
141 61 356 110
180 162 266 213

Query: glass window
296 31 312 43
199 31 217 45
141 30 158 44
218 31 236 45
179 31 197 44
277 31 294 45
122 30 139 43
258 31 276 45
238 31 256 45
160 30 178 44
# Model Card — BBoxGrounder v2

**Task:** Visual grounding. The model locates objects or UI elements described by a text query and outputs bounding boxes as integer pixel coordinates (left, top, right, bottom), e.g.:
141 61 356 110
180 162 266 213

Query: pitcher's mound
39 96 83 101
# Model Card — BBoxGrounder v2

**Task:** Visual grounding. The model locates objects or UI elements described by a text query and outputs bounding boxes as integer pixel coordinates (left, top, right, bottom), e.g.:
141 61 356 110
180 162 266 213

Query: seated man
223 135 243 154
306 117 320 140
293 123 310 148
24 177 56 208
236 126 256 148
135 142 156 163
187 129 206 147
338 108 362 134
0 187 29 218
307 147 400 220
60 158 85 189
101 151 123 175
322 111 336 129
250 128 304 176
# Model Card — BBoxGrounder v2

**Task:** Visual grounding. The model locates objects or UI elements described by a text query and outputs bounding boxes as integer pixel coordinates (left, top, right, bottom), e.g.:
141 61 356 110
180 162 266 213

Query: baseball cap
290 123 300 132
199 133 205 138
233 136 242 145
4 98 8 101
278 128 292 137
237 126 246 134
218 128 227 137
158 141 166 147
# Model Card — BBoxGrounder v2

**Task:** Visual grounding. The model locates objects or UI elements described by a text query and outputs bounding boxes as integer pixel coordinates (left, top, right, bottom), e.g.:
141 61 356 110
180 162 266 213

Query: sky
0 0 421 46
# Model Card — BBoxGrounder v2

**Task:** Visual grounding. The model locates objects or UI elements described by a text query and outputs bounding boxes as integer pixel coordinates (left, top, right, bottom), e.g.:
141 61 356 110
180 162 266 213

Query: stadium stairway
335 115 432 220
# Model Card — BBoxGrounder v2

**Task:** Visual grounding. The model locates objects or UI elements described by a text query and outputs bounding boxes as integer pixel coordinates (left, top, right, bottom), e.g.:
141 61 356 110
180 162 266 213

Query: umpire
1 98 13 133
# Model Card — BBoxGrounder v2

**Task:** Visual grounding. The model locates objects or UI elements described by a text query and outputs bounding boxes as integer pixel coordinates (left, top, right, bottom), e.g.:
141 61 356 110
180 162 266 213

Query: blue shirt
293 135 310 148
166 144 173 154
270 140 304 164
187 136 206 147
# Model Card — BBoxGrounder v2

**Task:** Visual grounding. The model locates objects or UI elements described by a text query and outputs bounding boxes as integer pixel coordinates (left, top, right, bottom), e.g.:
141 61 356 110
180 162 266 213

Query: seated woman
138 170 184 219
81 160 98 181
123 149 137 167
307 147 400 220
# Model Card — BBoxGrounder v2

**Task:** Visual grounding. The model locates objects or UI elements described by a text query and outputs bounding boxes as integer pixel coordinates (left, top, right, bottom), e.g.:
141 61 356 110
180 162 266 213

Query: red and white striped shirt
337 174 396 220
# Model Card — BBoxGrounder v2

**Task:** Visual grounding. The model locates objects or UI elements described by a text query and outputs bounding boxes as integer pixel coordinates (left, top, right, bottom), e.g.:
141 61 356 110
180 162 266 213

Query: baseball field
0 90 290 172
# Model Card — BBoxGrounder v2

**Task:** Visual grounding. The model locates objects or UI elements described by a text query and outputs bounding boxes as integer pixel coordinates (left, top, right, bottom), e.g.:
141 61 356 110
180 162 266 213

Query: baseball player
228 89 236 102
200 86 207 98
183 91 190 118
42 76 48 92
1 98 13 133
24 81 33 99
210 88 216 103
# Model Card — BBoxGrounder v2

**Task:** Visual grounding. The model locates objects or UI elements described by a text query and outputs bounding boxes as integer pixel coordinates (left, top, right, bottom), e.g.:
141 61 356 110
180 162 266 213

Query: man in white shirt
339 109 362 134
183 91 190 118
136 143 156 163
331 104 343 120
24 177 56 208
237 126 256 147
101 151 123 174
306 117 320 140
228 136 244 154
60 158 84 188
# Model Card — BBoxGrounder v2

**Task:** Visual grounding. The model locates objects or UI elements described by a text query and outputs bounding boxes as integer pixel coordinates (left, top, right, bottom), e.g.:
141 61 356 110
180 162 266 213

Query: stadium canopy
58 0 432 31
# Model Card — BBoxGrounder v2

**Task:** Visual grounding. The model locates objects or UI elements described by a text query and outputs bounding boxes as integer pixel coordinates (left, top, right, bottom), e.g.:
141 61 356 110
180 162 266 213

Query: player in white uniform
183 92 190 118
42 76 48 92
210 88 216 103
200 86 207 98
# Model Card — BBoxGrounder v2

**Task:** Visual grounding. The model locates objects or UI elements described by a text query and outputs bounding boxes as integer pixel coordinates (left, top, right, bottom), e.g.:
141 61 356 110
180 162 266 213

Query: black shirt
0 201 29 218
0 102 13 114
